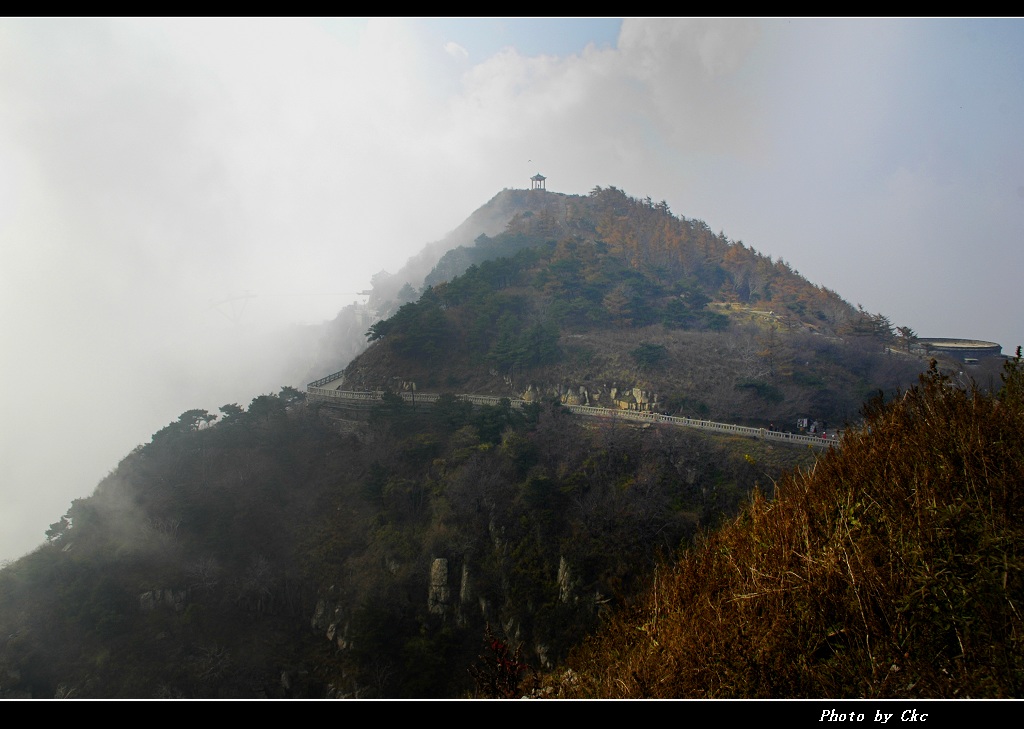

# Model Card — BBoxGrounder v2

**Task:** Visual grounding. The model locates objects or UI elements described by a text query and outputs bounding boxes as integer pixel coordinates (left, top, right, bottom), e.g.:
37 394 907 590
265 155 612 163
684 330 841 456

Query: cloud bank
1 18 1021 563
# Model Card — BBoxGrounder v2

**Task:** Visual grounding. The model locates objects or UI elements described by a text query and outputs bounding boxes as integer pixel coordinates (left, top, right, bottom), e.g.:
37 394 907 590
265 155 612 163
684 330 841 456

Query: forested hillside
0 385 815 698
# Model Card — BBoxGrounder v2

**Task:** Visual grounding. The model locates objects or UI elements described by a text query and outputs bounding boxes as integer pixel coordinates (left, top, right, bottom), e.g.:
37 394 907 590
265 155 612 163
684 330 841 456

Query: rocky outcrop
311 587 351 650
557 556 574 604
428 558 449 616
520 382 660 412
138 588 187 612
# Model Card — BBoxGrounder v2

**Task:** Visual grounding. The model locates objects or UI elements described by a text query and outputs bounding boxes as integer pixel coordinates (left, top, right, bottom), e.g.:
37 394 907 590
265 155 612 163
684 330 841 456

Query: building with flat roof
915 338 1003 362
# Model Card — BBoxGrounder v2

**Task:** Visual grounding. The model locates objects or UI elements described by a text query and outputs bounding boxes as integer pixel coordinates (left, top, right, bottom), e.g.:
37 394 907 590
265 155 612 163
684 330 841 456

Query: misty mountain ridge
0 182 1012 699
301 187 587 385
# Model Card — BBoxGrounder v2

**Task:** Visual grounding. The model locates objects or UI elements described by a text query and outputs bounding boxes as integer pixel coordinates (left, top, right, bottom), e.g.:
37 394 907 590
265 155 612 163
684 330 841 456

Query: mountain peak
341 185 969 430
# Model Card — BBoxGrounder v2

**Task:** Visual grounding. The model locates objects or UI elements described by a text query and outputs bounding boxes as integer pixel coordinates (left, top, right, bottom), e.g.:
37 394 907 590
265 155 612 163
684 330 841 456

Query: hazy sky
2 18 1022 564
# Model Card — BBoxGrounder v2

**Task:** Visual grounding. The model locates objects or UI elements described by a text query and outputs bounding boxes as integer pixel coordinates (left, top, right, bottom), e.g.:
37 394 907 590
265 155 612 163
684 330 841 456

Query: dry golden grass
546 355 1024 698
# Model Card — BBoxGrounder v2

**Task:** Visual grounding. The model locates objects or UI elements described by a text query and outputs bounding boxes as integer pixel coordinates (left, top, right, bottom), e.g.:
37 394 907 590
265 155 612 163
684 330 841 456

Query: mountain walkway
307 373 838 450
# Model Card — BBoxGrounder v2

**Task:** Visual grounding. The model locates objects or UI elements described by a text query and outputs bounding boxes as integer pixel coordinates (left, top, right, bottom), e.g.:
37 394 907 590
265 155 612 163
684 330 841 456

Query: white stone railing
306 386 838 449
308 371 347 388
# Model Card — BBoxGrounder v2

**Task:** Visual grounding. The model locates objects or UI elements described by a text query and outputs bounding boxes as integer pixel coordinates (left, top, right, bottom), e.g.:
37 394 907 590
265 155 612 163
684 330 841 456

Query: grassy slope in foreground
546 353 1024 699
